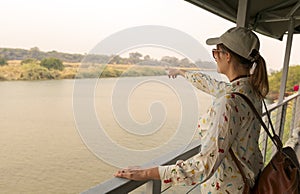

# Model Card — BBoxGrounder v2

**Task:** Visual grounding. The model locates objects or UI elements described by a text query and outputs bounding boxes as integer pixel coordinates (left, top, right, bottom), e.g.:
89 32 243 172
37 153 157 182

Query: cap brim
206 37 222 45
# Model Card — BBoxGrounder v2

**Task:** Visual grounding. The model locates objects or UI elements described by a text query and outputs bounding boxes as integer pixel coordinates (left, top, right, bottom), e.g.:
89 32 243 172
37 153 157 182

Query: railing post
261 116 269 163
145 180 161 194
290 98 297 136
278 103 288 141
295 91 300 128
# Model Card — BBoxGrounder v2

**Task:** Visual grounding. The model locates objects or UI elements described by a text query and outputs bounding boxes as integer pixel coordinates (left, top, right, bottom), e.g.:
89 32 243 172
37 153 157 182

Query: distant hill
0 47 216 69
0 47 87 63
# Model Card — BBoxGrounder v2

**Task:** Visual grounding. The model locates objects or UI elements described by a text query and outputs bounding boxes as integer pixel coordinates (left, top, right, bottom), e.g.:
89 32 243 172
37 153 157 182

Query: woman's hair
219 44 269 98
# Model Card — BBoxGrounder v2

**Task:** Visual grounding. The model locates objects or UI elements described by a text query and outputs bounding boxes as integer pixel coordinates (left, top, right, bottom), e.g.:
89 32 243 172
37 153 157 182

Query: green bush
21 63 54 80
40 57 64 70
101 69 122 77
0 57 7 66
268 65 300 93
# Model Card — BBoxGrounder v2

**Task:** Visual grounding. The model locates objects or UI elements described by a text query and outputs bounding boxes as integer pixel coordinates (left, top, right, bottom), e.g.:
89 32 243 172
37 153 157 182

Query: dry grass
1 60 208 81
0 61 170 80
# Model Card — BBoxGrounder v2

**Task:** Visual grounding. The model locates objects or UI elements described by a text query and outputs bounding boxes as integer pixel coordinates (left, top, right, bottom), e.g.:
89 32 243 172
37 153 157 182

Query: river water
0 75 218 193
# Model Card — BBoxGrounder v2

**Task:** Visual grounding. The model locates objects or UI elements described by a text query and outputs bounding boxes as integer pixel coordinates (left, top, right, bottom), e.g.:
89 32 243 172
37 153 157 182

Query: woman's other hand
114 166 160 181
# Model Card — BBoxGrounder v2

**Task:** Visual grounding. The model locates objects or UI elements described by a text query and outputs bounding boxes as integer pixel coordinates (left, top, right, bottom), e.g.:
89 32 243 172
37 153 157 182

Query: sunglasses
212 49 226 59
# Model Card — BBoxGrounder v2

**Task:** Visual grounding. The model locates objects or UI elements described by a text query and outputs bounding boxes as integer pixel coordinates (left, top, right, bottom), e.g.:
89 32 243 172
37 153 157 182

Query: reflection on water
0 76 215 193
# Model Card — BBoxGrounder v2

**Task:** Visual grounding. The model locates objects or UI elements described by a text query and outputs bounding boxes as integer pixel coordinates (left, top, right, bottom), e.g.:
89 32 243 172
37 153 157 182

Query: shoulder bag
229 92 300 194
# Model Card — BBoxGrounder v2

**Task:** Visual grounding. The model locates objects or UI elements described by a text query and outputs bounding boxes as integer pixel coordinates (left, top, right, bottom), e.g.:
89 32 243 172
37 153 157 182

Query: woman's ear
225 52 231 63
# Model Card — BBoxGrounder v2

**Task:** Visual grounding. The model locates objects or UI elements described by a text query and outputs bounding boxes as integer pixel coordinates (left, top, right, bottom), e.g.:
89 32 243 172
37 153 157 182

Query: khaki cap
206 27 260 62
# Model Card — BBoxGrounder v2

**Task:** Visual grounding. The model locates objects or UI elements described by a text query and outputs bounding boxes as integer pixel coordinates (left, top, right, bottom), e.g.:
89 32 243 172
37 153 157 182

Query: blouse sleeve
158 94 242 185
185 71 228 97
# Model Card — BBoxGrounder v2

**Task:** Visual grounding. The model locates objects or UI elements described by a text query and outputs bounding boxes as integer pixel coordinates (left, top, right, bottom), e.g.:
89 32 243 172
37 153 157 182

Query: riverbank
0 60 168 81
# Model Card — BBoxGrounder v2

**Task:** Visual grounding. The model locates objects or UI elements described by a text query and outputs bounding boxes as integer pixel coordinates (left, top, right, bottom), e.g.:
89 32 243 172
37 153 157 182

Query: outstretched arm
167 67 227 96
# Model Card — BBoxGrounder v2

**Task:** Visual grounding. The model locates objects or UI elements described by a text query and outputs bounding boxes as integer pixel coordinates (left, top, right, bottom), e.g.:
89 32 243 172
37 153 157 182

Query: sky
1 0 300 71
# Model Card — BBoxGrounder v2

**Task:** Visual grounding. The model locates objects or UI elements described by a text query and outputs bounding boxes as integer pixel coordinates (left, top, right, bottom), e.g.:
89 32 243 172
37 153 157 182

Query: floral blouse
158 71 263 194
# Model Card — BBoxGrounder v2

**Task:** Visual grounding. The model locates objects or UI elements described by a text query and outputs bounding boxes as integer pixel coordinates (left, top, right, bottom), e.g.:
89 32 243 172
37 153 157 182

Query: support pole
236 0 250 27
275 18 294 138
278 19 294 102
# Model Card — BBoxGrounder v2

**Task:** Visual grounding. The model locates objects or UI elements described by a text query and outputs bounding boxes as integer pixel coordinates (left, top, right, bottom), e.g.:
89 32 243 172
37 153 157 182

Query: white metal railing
82 92 300 194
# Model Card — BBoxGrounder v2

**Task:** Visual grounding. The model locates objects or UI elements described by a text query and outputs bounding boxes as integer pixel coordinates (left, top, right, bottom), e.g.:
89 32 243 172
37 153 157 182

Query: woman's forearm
178 69 187 77
114 166 160 181
146 167 160 180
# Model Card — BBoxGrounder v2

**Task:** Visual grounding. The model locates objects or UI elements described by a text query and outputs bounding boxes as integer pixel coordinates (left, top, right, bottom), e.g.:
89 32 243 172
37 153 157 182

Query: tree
29 47 42 59
143 55 151 61
110 55 123 64
0 56 7 66
179 58 192 67
128 52 142 64
40 57 64 70
268 65 300 98
161 56 180 67
30 47 40 52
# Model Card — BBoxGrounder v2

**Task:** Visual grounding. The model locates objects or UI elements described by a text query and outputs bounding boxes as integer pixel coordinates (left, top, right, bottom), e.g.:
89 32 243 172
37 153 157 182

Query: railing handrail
82 92 300 194
263 92 299 114
82 140 202 194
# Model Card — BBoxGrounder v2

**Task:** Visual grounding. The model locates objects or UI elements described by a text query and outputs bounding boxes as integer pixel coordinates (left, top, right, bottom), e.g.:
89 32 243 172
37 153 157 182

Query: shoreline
0 60 209 81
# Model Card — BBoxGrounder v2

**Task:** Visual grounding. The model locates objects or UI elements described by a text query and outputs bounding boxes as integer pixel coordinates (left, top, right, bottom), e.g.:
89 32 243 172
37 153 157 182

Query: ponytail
250 55 269 98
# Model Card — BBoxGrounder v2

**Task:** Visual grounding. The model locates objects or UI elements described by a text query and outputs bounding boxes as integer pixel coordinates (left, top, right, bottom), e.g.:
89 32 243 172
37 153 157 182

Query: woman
115 27 269 193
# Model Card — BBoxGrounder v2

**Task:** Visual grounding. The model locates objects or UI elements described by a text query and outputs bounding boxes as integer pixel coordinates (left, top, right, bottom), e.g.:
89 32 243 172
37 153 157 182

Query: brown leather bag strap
231 92 283 150
229 148 250 194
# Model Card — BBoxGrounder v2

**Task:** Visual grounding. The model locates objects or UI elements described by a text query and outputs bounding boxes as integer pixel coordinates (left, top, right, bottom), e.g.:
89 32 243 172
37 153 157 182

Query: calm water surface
0 76 214 193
